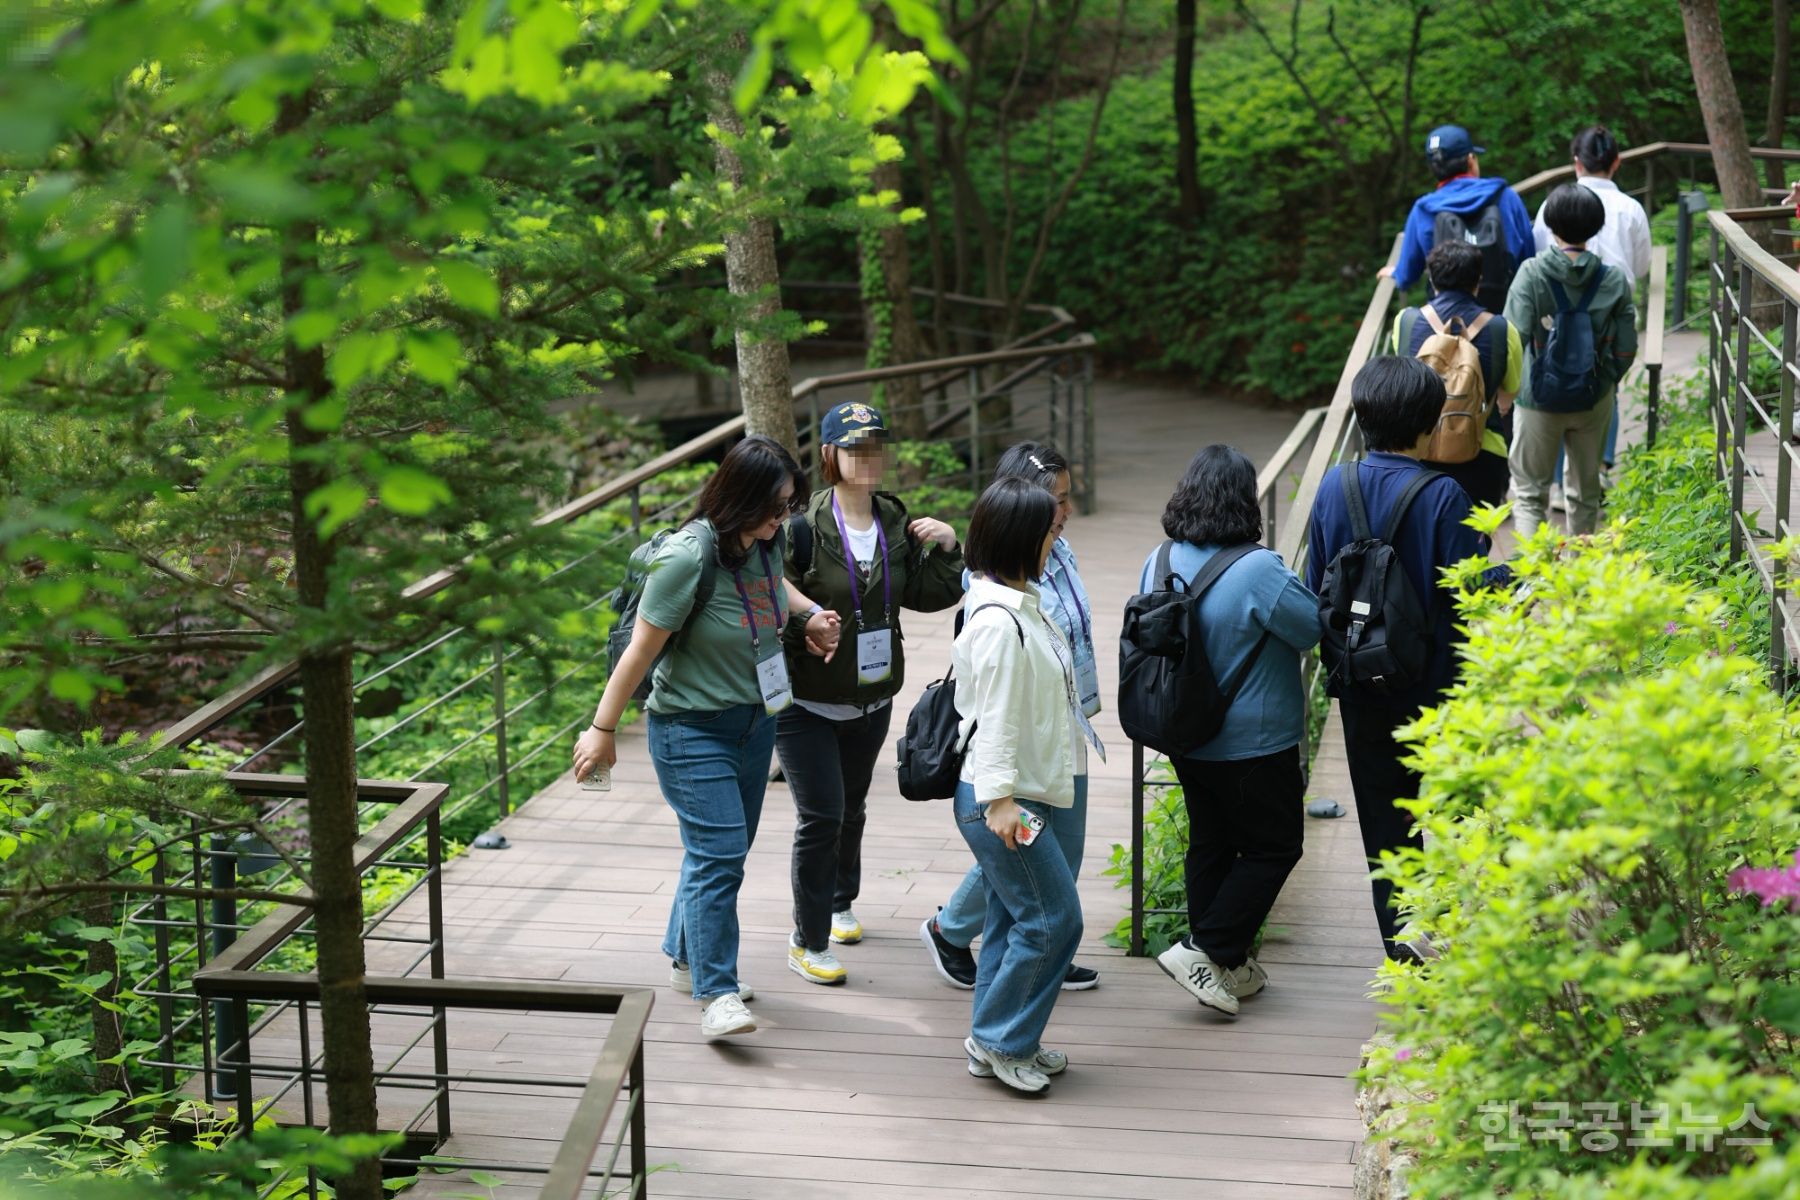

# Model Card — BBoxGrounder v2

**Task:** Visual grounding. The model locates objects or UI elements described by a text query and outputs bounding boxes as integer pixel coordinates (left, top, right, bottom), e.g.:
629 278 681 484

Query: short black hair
1425 240 1484 294
1571 125 1619 175
1352 357 1446 452
964 476 1057 584
1429 153 1472 182
992 441 1069 490
1162 445 1262 546
691 434 805 567
1543 182 1605 244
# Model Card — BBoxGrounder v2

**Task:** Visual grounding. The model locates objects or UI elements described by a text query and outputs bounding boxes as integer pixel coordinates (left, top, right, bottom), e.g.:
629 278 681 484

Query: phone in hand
1016 808 1045 847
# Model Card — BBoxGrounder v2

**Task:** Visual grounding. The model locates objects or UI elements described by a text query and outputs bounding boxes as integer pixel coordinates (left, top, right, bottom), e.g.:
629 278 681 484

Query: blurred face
1048 470 1074 537
833 441 887 489
748 478 798 544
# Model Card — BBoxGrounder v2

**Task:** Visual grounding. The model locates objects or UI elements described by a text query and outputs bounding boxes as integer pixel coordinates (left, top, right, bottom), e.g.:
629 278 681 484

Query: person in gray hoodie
1504 183 1637 537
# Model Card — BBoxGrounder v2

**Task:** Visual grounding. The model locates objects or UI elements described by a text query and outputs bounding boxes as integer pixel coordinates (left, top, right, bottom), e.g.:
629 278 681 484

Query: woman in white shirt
951 476 1086 1094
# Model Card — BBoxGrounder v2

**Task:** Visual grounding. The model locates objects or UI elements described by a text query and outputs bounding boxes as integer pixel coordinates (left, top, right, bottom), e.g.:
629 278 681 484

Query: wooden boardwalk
349 376 1395 1200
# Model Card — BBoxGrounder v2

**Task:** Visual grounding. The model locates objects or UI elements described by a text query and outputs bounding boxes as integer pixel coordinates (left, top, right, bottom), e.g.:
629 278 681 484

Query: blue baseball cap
1424 125 1485 167
819 401 888 447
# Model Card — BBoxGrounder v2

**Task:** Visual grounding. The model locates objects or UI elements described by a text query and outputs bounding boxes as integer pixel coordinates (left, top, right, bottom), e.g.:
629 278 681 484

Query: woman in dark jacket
777 402 966 984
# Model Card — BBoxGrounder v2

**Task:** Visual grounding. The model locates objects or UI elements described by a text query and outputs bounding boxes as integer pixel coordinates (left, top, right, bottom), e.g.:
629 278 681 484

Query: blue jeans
939 775 1087 948
952 783 1083 1059
647 704 776 1002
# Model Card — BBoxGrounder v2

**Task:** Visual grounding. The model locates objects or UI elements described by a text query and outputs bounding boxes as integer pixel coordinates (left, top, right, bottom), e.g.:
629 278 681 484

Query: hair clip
1028 454 1046 471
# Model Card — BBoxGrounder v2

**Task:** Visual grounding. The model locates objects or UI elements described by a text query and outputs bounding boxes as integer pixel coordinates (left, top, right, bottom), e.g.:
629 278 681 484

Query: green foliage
1364 524 1800 1197
1098 764 1188 956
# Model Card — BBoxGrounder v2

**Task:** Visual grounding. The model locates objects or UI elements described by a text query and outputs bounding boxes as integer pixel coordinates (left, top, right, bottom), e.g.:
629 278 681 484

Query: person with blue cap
1379 124 1535 314
775 401 966 986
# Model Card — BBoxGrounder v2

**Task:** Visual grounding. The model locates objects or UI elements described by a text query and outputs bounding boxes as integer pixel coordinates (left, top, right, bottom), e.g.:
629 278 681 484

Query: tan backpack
1414 307 1492 464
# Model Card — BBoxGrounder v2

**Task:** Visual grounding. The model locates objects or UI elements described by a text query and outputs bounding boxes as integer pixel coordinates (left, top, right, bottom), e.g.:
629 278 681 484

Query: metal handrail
1705 209 1800 686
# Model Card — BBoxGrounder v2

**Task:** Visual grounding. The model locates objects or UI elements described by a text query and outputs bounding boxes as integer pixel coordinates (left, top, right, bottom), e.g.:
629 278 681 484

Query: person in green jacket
1505 183 1638 537
777 402 967 984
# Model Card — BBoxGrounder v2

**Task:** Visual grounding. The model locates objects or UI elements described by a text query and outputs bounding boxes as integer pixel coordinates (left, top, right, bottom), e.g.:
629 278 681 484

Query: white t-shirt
843 517 880 569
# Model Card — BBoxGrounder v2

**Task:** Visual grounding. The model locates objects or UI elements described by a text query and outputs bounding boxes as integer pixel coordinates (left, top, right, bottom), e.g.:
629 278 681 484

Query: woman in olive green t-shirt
572 435 841 1040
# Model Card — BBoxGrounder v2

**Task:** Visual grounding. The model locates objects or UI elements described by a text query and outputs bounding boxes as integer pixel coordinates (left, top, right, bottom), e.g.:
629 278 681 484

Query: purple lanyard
1045 549 1089 651
831 493 891 628
730 542 784 654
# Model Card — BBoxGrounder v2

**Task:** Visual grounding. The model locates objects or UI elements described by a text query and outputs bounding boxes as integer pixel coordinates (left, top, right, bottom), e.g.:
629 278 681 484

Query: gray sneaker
1156 941 1240 1015
671 961 752 1002
1225 956 1269 999
699 992 756 1039
965 1038 1067 1078
962 1036 1050 1093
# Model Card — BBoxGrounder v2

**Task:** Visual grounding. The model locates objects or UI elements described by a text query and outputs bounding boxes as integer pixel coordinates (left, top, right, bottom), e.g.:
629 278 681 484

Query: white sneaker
787 935 847 985
1225 956 1269 999
829 908 863 944
1156 942 1240 1015
965 1037 1067 1078
671 961 752 1002
699 992 756 1038
962 1036 1049 1093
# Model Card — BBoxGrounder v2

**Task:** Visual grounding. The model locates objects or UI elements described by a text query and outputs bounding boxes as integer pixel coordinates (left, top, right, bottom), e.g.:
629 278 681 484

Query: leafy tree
1 3 955 1197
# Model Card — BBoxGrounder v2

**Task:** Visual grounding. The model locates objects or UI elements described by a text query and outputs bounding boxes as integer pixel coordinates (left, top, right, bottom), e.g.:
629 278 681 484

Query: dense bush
1361 508 1800 1194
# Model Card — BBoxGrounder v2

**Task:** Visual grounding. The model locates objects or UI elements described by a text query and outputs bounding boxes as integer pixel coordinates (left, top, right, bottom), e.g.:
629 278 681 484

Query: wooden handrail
1256 406 1327 503
1275 235 1402 569
1708 210 1800 307
1513 141 1800 200
1645 244 1669 373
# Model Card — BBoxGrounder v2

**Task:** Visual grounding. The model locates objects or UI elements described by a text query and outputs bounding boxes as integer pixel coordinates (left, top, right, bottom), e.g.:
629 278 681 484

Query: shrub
1364 526 1800 1197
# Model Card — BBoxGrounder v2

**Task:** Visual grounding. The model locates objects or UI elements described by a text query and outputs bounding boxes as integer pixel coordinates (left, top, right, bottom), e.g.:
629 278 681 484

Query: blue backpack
1529 267 1609 412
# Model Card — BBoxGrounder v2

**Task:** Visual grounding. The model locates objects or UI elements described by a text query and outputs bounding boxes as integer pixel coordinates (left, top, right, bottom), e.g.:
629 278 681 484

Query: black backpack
1317 467 1440 697
1117 543 1271 757
1432 202 1512 313
605 521 718 702
895 603 1023 802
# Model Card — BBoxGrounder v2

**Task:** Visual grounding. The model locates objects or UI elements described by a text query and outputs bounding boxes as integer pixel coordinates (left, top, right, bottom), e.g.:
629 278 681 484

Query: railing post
150 853 176 1094
629 485 642 542
1130 741 1145 958
1646 363 1662 450
1081 352 1096 514
631 1044 649 1198
1776 300 1797 685
210 837 240 1100
231 995 254 1135
491 640 511 818
428 808 452 1146
1674 190 1708 328
1712 226 1727 484
1731 256 1754 562
967 374 982 500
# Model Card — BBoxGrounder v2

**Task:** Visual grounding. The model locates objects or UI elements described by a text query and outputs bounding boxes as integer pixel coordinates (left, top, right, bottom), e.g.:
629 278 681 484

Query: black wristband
591 722 616 734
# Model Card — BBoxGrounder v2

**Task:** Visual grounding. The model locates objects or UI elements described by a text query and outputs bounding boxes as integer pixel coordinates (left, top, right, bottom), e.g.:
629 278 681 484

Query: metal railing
136 289 1094 1188
1705 209 1800 686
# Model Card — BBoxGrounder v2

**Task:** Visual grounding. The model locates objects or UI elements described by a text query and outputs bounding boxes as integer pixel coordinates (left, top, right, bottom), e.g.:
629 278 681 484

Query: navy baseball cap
820 401 888 446
1424 125 1485 166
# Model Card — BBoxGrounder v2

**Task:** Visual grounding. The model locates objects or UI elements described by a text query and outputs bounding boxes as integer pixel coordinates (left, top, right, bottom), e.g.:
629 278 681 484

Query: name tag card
857 627 894 685
757 653 793 715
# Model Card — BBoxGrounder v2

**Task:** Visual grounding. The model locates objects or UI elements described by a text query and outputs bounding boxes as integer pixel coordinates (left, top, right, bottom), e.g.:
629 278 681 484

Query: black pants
1338 697 1427 959
1171 745 1306 969
775 703 893 951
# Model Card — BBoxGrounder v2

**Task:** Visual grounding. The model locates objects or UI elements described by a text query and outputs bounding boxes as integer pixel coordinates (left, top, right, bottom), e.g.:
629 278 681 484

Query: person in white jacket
950 476 1091 1094
1532 125 1651 491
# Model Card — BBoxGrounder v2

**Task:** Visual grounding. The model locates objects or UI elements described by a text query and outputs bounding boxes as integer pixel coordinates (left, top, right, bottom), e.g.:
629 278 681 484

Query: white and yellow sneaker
829 908 864 944
788 935 847 985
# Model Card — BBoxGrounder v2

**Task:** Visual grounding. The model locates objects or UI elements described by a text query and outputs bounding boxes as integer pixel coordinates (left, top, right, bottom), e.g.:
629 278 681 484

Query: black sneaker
1060 964 1100 991
920 913 976 989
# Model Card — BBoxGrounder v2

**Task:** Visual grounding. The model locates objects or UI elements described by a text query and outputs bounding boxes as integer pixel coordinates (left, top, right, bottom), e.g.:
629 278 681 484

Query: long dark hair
691 434 805 567
1162 444 1262 546
965 476 1058 584
1571 125 1619 175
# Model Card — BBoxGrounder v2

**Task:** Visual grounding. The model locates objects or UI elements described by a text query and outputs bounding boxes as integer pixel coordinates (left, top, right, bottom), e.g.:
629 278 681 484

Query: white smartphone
579 764 612 792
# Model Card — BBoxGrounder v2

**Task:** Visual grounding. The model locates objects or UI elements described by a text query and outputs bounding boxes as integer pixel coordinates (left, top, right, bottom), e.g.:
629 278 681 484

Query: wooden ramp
366 378 1390 1199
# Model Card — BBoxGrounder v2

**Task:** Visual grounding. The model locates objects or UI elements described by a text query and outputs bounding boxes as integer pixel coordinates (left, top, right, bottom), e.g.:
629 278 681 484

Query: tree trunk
862 157 928 440
1173 0 1203 223
279 92 383 1200
84 895 127 1098
1767 0 1791 191
1679 0 1768 210
707 45 799 459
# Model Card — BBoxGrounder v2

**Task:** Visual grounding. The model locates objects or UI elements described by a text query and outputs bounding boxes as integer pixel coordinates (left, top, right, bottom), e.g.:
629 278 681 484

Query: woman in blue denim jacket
920 442 1104 992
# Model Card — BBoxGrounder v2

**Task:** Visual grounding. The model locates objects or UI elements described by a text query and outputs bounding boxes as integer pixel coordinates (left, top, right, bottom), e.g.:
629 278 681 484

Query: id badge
1074 650 1101 718
756 651 793 716
1076 707 1107 763
856 627 894 686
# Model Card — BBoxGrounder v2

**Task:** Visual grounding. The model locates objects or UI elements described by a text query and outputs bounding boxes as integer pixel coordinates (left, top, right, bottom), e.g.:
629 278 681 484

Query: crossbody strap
1342 466 1374 542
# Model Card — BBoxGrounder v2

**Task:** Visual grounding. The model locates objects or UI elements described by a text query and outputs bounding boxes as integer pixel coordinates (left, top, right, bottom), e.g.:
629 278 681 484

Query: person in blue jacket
1143 445 1322 1017
1379 125 1534 314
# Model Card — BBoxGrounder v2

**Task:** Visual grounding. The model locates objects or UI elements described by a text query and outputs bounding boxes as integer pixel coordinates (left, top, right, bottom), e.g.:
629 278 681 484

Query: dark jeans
1425 449 1511 509
775 703 894 951
1338 697 1427 959
1171 746 1306 968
